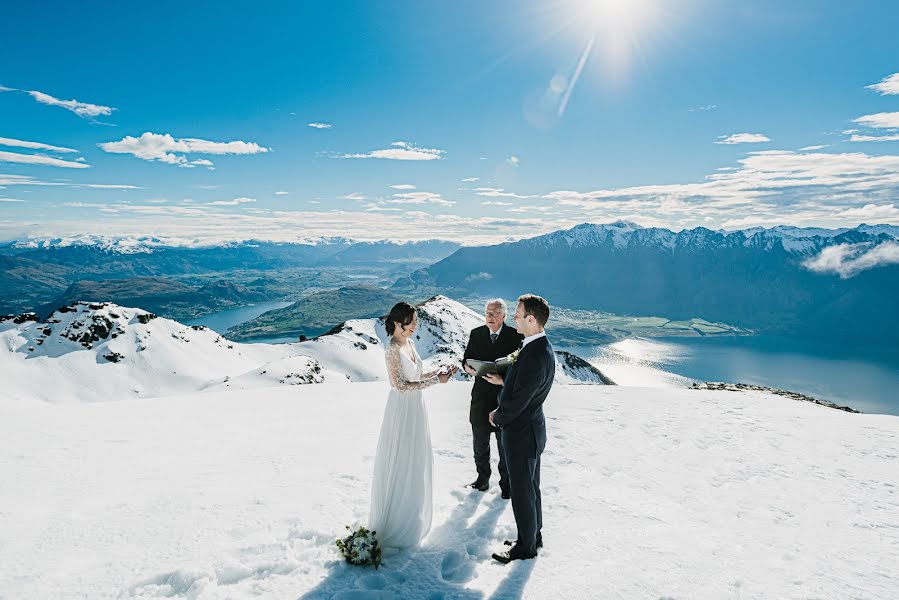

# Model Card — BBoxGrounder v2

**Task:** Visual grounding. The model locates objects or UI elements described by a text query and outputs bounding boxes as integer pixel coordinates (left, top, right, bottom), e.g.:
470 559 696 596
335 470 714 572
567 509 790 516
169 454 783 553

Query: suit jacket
462 323 524 429
493 335 555 457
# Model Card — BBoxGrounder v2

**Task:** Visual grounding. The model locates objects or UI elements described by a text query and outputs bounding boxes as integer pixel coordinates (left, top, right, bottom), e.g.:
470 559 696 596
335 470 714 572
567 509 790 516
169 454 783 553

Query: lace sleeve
386 342 438 392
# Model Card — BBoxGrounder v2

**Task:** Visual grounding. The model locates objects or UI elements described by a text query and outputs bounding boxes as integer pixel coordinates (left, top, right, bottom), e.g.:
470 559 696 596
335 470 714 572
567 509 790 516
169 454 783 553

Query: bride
369 302 457 549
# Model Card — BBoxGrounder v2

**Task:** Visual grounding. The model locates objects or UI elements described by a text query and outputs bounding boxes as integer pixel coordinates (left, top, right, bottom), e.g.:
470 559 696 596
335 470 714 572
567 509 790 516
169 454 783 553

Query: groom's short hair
518 294 549 327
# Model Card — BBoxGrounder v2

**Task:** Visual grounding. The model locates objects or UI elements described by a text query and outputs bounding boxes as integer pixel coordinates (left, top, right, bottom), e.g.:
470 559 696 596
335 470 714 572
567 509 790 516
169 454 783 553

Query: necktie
490 333 498 344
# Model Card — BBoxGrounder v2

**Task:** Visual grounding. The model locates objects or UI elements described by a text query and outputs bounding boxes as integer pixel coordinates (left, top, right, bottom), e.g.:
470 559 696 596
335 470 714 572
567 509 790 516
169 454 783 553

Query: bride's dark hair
385 301 416 335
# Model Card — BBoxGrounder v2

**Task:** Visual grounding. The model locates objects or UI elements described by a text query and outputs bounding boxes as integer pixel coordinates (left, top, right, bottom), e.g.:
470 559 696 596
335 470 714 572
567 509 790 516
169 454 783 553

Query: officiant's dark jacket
462 324 524 429
492 336 555 455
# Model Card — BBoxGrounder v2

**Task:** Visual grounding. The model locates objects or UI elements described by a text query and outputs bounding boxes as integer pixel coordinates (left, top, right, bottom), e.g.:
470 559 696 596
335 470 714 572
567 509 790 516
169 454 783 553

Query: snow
2 295 896 598
0 297 609 404
1 383 897 599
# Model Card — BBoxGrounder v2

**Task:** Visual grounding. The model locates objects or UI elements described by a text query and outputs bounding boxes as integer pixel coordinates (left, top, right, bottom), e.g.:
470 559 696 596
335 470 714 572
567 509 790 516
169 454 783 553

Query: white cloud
339 141 444 161
803 242 899 278
542 149 899 229
188 159 214 167
690 104 718 112
308 122 332 129
0 85 14 92
461 177 480 182
853 112 899 129
207 197 256 206
275 191 289 195
389 184 416 190
81 184 141 189
482 201 514 206
799 145 827 151
0 198 24 202
339 193 366 201
465 272 493 282
850 133 899 143
508 205 553 213
867 73 899 96
26 89 115 118
716 133 771 144
836 203 899 220
506 156 520 167
0 202 585 246
0 150 89 169
0 137 78 153
387 191 455 206
472 187 533 199
99 132 268 167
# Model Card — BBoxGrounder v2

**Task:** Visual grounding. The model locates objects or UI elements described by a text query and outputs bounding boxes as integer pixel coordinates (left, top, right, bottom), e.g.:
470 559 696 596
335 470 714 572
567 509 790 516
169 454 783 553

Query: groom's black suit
462 323 524 489
492 334 555 558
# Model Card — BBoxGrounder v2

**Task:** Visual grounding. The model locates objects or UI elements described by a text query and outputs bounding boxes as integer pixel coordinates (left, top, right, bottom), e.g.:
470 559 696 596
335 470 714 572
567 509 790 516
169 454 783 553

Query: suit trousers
503 444 543 557
472 424 509 489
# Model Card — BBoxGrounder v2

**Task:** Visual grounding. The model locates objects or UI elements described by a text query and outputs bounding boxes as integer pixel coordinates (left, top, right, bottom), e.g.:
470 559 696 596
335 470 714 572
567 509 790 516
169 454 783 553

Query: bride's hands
437 365 458 383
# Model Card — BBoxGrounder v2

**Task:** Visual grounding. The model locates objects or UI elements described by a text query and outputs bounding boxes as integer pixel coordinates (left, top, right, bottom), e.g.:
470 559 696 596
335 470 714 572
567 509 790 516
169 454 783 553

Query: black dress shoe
501 489 511 500
468 479 489 492
492 547 537 564
503 536 543 549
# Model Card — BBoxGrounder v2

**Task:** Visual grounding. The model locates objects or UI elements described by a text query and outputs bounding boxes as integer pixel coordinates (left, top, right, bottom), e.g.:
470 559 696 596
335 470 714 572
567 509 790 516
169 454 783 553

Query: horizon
5 220 899 250
3 1 899 244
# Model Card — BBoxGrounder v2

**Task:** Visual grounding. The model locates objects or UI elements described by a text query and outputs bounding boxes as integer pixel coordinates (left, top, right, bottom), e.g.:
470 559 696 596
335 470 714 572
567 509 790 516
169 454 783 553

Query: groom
485 294 554 563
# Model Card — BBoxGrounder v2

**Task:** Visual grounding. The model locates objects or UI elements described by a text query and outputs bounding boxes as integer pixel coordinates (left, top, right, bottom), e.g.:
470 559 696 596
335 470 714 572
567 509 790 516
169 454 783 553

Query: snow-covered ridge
523 221 899 255
5 234 359 253
4 235 459 254
0 296 611 404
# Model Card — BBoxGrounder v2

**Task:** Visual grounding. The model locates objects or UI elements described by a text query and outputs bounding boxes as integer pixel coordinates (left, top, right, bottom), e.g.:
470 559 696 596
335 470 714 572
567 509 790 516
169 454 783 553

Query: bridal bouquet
336 526 383 568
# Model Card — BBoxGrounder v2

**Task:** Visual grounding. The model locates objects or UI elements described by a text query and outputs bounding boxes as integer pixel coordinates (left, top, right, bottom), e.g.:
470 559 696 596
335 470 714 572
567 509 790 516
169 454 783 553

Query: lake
185 301 292 336
564 336 899 416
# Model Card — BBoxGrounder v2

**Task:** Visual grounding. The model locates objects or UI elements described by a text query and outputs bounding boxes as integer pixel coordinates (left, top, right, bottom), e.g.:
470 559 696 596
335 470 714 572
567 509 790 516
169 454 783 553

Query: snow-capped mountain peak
0 296 611 403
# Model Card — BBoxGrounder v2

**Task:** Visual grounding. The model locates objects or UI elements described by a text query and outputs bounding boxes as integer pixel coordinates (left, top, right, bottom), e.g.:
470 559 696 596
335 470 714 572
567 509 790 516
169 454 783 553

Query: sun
575 0 661 37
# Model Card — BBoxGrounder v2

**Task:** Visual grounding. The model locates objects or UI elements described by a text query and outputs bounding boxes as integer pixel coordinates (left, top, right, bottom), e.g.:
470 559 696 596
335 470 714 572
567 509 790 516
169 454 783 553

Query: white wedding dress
369 339 437 549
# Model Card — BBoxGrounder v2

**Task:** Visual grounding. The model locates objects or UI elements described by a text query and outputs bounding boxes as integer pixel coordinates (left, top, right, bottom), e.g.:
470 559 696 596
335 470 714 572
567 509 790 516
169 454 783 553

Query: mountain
0 238 461 315
6 238 460 273
0 254 73 314
0 296 610 403
34 277 269 321
394 222 899 345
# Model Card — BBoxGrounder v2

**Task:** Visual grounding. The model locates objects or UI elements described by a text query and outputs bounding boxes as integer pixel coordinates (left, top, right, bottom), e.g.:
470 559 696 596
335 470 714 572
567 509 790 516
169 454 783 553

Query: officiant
462 298 524 498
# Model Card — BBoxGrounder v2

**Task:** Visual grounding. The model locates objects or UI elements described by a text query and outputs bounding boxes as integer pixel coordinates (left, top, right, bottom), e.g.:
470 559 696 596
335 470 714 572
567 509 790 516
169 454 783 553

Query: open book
465 356 515 377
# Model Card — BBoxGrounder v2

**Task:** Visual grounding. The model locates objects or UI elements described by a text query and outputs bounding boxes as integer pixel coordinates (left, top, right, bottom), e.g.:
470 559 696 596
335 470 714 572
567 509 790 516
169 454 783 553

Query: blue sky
2 0 899 245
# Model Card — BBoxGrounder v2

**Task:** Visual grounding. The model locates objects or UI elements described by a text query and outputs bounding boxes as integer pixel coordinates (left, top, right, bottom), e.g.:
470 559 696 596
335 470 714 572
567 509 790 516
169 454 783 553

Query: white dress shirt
520 330 546 348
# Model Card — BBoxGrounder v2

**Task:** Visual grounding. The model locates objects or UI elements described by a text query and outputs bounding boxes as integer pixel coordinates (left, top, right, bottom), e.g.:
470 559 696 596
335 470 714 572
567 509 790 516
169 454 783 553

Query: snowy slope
0 383 896 599
0 297 610 403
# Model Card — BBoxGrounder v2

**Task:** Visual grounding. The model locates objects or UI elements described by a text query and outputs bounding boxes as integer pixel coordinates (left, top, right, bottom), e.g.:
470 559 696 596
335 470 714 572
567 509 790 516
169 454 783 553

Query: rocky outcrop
555 350 616 385
691 382 860 413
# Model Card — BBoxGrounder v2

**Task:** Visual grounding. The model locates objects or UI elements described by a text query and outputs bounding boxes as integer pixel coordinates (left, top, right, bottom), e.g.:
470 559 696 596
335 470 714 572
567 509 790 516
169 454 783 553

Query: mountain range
0 238 459 315
393 222 899 345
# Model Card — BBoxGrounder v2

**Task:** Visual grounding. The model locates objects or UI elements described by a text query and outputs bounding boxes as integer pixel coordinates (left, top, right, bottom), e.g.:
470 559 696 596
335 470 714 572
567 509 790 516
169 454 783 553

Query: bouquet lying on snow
336 526 383 568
